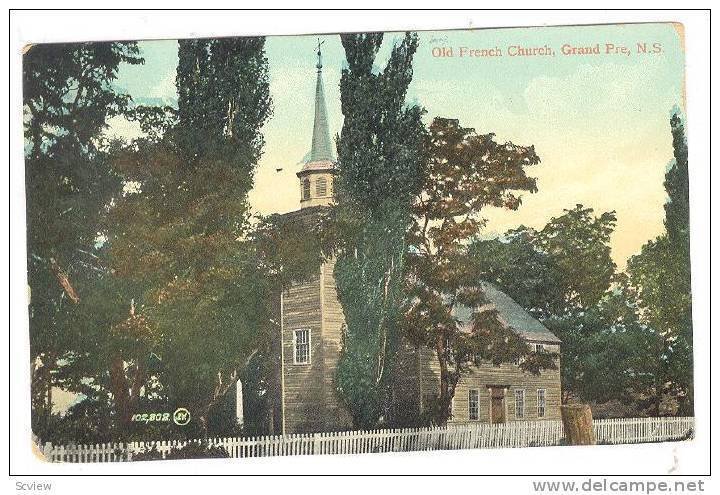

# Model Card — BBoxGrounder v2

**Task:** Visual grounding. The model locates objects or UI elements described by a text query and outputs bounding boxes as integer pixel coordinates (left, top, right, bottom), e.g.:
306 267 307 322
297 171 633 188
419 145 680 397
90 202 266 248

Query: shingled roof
452 282 561 344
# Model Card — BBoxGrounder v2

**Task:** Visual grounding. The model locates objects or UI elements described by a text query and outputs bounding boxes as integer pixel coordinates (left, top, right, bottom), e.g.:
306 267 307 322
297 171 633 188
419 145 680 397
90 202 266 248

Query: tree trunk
561 404 596 445
109 354 132 426
434 335 461 426
435 335 451 425
198 408 210 439
49 258 80 304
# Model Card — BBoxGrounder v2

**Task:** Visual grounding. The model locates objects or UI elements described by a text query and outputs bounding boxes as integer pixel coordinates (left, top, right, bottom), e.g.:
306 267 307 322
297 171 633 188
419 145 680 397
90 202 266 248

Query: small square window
535 343 545 353
293 329 310 364
537 389 546 418
468 389 479 421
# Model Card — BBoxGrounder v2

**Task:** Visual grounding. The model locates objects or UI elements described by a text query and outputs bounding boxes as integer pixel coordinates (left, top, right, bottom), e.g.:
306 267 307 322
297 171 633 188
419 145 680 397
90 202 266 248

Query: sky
110 23 685 269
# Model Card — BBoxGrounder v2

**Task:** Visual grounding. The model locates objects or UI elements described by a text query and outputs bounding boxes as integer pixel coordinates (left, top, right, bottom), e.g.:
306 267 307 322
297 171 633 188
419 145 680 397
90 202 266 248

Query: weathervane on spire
316 38 325 72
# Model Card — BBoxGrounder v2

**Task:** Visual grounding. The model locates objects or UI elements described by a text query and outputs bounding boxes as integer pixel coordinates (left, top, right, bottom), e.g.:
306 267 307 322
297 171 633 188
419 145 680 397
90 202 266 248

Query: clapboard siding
282 273 325 433
320 260 354 430
419 344 562 423
282 259 354 434
280 226 561 431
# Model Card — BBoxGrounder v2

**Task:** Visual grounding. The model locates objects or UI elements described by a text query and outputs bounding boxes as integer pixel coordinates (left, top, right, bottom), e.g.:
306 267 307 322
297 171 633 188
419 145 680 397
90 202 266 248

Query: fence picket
38 416 694 462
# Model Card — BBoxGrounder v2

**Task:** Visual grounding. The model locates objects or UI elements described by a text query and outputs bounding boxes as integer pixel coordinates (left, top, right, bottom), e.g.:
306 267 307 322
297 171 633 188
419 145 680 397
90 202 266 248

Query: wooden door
490 388 506 424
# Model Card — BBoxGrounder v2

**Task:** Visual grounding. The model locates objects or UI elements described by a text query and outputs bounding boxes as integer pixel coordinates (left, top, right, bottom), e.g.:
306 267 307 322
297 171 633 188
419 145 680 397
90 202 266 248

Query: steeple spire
316 38 323 71
309 38 333 163
297 39 336 209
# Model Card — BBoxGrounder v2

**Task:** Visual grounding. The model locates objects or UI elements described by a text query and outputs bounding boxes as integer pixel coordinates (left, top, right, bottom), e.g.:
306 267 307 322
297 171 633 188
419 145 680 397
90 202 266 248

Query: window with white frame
468 389 479 421
514 389 525 419
535 343 545 353
537 389 546 418
293 329 310 364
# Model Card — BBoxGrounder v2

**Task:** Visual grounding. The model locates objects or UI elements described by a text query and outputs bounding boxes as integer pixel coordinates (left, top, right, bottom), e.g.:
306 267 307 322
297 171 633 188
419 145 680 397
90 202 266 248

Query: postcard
23 22 693 462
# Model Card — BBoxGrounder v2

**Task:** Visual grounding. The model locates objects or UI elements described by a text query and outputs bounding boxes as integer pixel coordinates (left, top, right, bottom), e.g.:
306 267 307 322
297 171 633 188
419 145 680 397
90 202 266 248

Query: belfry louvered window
302 179 311 201
315 176 327 197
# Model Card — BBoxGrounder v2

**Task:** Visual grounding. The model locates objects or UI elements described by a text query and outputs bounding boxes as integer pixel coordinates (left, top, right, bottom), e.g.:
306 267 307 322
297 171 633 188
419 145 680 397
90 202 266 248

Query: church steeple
297 39 336 208
309 40 334 163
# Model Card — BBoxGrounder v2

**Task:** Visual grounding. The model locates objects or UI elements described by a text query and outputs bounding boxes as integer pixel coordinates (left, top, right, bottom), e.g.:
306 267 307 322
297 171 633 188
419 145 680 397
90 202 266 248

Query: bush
131 441 229 462
165 442 229 460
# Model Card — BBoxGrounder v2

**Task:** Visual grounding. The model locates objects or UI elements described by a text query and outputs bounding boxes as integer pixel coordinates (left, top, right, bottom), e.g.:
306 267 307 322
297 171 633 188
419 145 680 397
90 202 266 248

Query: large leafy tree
472 205 617 320
627 111 693 415
23 42 143 437
471 205 619 405
542 276 662 405
403 117 555 425
334 32 428 429
102 37 273 436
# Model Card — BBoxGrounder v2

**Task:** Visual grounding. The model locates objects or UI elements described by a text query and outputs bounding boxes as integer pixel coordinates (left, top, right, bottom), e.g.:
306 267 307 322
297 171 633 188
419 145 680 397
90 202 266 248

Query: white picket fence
38 416 694 463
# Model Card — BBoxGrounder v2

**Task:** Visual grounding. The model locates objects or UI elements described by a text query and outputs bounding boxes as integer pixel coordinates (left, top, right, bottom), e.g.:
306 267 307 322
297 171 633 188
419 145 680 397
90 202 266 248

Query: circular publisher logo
173 408 191 426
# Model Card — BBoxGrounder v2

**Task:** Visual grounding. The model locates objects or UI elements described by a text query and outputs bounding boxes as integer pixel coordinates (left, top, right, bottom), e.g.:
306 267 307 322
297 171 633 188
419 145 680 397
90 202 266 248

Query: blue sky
109 23 685 267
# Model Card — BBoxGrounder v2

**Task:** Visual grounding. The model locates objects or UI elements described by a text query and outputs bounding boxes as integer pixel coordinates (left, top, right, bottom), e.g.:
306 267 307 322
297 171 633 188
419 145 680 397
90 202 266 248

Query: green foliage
543 279 661 406
471 205 617 319
665 113 690 246
105 146 271 436
537 206 617 312
627 236 693 414
23 42 143 161
240 345 280 436
469 229 559 317
23 41 143 435
253 207 337 290
626 111 692 415
126 105 179 144
29 36 275 441
471 205 621 405
132 441 229 462
334 32 427 429
176 37 272 169
473 110 694 417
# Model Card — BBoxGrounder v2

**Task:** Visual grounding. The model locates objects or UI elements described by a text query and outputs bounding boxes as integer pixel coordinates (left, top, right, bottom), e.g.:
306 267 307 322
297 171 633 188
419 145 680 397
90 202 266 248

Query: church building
275 47 562 435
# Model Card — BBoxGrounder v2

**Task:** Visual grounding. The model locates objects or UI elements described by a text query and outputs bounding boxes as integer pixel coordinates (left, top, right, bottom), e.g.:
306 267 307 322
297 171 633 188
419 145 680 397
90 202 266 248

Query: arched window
315 176 327 197
302 178 311 200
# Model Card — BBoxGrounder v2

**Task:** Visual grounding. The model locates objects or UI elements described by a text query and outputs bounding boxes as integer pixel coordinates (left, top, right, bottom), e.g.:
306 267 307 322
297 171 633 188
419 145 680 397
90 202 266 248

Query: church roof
308 69 334 163
451 282 561 344
297 159 335 176
300 43 335 175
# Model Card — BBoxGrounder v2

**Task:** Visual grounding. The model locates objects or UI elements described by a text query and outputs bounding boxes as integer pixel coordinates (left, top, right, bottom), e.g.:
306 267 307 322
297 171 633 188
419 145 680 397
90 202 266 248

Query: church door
490 387 506 424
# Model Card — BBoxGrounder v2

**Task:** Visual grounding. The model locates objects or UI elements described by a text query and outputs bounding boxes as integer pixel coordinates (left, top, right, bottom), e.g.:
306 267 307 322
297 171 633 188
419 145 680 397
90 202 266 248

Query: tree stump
561 404 596 445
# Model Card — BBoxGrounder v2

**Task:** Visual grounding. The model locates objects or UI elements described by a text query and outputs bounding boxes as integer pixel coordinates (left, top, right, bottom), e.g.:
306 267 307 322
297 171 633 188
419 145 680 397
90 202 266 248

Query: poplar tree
104 37 273 436
334 32 427 428
627 111 693 415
